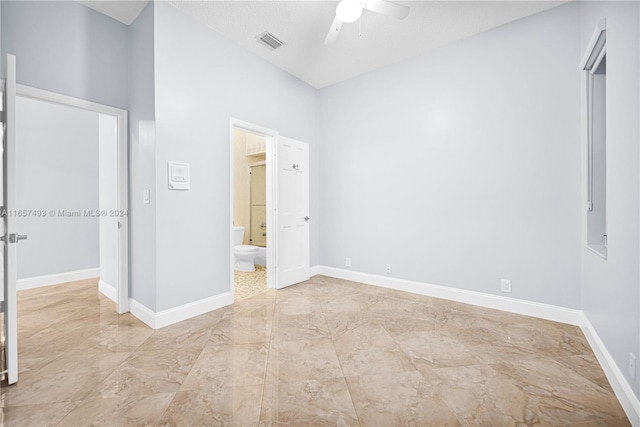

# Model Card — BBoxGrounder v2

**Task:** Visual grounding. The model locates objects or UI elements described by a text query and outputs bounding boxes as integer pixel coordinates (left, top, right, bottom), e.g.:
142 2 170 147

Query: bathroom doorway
229 118 311 300
231 124 273 301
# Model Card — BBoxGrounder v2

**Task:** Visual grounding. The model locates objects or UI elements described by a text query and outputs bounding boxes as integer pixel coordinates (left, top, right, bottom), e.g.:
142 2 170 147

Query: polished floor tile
0 276 630 426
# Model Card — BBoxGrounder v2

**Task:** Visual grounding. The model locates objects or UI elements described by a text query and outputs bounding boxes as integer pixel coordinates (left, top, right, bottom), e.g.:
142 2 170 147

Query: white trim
15 84 130 314
16 84 125 117
129 292 234 330
98 279 117 303
315 266 582 325
309 265 320 277
17 268 100 291
129 298 157 329
579 18 607 70
579 313 640 425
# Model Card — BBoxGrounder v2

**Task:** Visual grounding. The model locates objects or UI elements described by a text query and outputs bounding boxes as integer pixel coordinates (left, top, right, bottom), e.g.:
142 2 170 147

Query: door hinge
0 300 4 313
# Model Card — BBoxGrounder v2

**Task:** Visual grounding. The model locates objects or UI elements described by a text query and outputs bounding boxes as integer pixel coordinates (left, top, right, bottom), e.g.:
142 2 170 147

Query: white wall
1 1 129 110
15 96 99 279
579 1 640 399
98 114 118 292
319 3 583 308
152 2 320 311
128 1 157 310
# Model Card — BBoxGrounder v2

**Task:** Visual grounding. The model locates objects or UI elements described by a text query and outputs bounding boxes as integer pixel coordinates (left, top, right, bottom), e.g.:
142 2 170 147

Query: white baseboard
313 265 639 425
315 266 582 325
309 265 320 277
98 279 117 303
579 313 640 425
129 291 234 330
129 298 158 329
17 268 100 291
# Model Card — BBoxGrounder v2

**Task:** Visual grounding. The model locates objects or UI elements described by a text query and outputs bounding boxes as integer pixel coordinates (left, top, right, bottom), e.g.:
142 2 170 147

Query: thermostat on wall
168 161 190 190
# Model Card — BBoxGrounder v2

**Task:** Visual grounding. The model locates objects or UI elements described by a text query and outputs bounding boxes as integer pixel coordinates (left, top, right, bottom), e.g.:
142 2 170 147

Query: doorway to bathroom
231 126 272 301
230 118 311 302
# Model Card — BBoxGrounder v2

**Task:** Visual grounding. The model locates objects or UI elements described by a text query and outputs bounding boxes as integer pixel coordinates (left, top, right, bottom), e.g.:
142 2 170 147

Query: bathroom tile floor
0 275 630 426
235 265 267 301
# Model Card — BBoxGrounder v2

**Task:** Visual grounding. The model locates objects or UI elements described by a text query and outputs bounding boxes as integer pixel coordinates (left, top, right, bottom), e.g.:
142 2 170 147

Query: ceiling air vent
257 32 285 51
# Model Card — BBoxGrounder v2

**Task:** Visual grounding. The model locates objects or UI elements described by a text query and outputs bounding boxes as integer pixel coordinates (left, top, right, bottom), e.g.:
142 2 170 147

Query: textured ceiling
79 1 567 88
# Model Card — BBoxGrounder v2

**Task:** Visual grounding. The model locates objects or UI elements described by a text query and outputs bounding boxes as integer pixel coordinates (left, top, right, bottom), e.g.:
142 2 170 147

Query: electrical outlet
630 353 637 380
345 257 351 268
501 279 512 293
385 264 392 274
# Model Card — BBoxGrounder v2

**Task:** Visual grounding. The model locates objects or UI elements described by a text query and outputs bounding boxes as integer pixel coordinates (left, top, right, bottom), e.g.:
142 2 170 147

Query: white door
2 54 21 384
276 136 310 289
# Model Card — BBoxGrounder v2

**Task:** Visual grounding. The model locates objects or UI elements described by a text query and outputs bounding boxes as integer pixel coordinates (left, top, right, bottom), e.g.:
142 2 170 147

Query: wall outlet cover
501 279 512 293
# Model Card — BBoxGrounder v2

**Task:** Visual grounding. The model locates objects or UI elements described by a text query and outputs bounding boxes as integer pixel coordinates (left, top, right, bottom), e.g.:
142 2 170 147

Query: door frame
229 118 277 297
15 85 130 313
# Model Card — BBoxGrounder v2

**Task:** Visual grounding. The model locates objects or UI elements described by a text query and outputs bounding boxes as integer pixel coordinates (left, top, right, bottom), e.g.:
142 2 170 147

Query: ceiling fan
324 0 410 44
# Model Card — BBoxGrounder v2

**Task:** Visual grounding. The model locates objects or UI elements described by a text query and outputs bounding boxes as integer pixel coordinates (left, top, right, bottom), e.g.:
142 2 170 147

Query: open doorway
229 118 278 300
229 118 311 300
230 121 276 301
10 86 128 314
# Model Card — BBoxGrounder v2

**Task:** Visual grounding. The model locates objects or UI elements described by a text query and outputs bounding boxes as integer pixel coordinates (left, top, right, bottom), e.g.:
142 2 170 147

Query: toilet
233 226 259 272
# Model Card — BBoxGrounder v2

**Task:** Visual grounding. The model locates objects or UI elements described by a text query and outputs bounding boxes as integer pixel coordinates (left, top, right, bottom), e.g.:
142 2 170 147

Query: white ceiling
78 0 149 25
80 1 567 88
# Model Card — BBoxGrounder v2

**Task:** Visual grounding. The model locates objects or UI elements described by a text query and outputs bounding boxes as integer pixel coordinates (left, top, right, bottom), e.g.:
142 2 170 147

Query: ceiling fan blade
324 16 344 44
363 0 410 20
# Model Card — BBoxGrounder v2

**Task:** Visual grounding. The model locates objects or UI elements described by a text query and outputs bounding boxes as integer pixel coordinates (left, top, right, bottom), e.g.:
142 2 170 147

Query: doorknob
0 233 27 243
304 216 310 222
9 233 27 243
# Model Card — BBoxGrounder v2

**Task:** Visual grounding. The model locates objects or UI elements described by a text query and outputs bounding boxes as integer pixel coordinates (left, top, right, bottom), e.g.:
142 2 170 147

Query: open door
2 54 22 384
276 136 310 289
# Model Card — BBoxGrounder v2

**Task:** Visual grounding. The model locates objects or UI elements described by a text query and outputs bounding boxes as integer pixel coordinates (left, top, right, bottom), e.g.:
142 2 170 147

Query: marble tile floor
0 275 630 426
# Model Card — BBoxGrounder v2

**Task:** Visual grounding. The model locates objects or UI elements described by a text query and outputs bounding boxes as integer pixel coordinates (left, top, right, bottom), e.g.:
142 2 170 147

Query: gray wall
152 2 320 311
16 96 99 279
1 1 129 110
99 113 118 290
318 3 583 308
128 1 157 310
580 1 640 399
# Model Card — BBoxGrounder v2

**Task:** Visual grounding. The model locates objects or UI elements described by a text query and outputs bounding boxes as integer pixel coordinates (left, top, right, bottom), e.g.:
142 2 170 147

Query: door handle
304 216 310 222
2 233 28 243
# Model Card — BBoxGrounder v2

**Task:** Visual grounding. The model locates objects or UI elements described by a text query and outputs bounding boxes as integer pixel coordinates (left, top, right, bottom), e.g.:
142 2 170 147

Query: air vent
257 32 285 51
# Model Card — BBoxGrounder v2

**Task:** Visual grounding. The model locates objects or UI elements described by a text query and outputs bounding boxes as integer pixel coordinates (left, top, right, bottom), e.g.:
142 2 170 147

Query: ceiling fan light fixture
336 0 363 23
